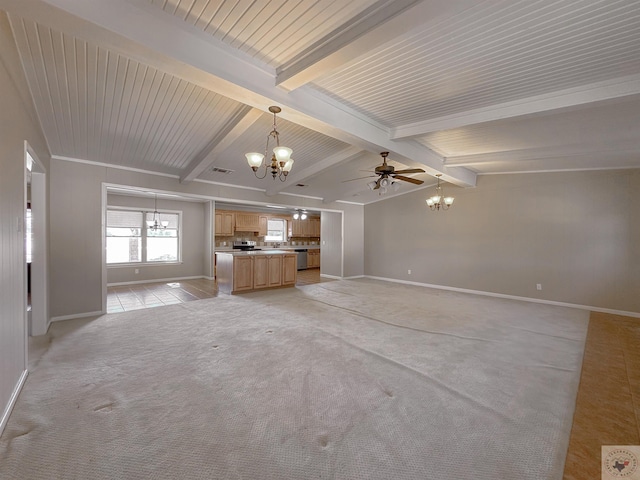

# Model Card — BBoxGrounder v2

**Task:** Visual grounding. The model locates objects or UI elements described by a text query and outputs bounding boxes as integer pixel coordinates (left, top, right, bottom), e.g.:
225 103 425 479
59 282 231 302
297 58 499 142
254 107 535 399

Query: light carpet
0 278 589 479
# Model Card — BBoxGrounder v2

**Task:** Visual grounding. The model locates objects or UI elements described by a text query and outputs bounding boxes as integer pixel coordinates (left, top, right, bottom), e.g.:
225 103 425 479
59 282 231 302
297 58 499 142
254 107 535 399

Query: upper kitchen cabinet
234 213 260 232
215 211 234 236
290 216 320 238
258 215 268 237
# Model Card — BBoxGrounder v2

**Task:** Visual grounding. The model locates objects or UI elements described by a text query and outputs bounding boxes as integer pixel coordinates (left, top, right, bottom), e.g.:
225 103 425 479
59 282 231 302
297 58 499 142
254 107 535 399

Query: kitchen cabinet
215 211 234 236
234 212 260 232
282 255 297 285
310 217 320 237
254 254 283 288
307 250 320 268
215 252 297 294
290 216 320 237
291 217 304 236
258 215 268 236
232 256 253 292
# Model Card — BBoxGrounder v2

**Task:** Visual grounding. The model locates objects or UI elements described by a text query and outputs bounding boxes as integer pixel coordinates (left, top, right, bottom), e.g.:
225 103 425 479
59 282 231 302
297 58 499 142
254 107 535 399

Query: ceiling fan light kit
293 209 307 220
245 106 293 182
353 152 425 195
426 175 454 211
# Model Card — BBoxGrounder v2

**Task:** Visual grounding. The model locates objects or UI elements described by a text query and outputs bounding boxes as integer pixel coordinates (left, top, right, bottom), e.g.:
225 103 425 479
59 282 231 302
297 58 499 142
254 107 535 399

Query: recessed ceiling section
11 17 247 174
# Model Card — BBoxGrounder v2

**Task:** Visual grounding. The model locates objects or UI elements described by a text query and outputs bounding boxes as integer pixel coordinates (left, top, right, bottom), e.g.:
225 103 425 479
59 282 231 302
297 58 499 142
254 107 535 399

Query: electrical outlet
135 269 140 274
408 269 412 275
536 283 542 291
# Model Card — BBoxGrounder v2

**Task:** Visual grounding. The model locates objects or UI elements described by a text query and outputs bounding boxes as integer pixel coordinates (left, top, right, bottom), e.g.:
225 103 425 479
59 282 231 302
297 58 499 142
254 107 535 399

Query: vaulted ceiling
3 0 640 204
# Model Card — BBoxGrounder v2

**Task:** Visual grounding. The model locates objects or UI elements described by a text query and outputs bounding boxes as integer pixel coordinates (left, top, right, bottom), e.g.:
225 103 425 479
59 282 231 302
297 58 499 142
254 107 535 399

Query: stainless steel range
233 241 261 251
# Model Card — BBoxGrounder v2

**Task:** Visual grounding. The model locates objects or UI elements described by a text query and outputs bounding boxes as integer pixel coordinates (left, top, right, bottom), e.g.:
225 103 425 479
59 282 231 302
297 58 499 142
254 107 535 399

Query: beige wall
364 170 640 314
49 159 365 318
106 194 207 284
0 11 49 431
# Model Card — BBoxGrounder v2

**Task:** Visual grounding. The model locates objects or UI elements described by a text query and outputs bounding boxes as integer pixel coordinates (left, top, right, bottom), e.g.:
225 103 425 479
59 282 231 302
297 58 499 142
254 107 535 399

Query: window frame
106 206 182 267
265 218 287 242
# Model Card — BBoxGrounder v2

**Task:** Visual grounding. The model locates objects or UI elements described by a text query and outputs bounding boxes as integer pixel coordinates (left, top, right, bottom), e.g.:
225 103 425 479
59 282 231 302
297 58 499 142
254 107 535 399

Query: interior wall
320 211 342 277
106 194 207 284
364 170 640 314
0 10 49 432
48 159 365 319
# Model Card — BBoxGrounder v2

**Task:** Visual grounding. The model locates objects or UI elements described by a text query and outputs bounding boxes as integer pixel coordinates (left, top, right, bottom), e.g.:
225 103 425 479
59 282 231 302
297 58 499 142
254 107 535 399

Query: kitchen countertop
215 245 321 253
215 249 298 256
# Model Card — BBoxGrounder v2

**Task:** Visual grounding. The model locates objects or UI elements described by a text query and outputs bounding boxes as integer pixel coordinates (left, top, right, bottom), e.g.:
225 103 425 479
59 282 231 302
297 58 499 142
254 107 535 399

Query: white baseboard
319 274 366 280
364 275 640 318
319 274 342 280
0 369 28 436
50 310 105 323
107 275 205 287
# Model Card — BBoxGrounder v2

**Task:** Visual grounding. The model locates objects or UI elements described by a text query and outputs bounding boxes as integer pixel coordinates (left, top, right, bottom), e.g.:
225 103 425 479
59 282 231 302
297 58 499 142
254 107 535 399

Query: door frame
25 141 49 336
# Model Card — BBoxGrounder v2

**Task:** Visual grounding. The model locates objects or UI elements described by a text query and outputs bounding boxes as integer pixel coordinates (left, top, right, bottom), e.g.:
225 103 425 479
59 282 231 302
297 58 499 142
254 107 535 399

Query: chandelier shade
245 106 293 181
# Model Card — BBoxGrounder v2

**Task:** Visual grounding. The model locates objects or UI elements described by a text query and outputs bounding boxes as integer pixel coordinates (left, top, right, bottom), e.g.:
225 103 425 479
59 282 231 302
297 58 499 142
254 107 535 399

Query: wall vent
211 166 234 174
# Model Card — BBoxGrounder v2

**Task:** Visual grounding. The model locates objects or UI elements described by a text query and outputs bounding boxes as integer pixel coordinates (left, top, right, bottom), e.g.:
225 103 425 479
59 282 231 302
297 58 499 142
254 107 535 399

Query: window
265 218 286 242
26 206 33 263
106 208 180 264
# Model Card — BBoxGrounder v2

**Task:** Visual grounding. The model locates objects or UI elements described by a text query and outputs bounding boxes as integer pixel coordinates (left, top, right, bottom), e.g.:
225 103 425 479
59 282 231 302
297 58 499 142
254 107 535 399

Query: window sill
107 261 183 268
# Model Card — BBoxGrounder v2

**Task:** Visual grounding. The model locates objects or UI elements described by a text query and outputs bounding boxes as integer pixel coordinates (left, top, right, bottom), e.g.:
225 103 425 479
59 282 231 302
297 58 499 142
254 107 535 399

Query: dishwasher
294 249 308 270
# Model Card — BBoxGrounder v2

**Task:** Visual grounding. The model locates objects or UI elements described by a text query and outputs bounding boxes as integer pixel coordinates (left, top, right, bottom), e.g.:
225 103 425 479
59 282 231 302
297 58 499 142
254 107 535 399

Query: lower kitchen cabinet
233 256 254 292
216 252 297 294
253 254 283 289
307 250 320 268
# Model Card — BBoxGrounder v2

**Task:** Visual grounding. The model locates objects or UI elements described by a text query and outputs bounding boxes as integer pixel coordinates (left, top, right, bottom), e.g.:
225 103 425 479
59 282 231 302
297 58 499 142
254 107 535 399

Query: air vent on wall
211 167 234 174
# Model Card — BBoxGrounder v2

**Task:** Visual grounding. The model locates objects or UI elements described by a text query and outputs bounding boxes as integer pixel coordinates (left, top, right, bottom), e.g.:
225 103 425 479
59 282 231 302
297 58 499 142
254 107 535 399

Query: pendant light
245 106 294 181
426 175 454 211
147 194 168 230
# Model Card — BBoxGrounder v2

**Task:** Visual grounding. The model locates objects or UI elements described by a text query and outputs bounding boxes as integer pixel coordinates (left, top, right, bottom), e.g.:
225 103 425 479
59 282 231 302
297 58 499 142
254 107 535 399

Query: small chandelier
147 194 168 230
426 174 454 211
245 106 294 181
293 209 307 220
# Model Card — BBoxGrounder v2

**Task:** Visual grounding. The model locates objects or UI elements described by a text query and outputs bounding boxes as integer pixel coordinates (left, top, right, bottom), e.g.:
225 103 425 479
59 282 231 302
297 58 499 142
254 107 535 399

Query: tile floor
563 311 640 479
107 268 329 313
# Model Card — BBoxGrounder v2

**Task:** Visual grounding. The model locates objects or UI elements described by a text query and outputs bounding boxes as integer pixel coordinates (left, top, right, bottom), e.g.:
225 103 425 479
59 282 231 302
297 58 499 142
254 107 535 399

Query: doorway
26 144 48 336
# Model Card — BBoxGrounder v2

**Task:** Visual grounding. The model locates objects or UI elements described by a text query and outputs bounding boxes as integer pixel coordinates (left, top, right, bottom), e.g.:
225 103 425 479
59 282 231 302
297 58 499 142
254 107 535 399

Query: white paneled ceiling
2 0 640 204
148 0 382 67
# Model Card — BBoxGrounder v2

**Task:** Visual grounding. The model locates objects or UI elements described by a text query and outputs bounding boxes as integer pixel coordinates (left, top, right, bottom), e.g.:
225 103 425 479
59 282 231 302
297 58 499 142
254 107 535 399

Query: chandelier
426 174 454 211
245 106 294 181
147 194 168 230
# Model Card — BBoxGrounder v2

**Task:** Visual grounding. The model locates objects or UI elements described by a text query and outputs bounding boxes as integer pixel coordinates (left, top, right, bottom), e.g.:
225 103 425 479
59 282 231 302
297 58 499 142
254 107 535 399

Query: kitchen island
215 250 297 294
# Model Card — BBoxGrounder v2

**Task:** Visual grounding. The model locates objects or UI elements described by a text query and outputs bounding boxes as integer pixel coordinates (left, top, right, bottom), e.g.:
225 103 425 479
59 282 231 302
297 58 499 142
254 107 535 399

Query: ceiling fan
344 152 425 192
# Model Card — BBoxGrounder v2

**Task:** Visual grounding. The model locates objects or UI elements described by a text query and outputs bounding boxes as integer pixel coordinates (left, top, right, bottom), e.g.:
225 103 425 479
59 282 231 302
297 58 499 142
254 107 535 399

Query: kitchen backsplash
216 234 319 248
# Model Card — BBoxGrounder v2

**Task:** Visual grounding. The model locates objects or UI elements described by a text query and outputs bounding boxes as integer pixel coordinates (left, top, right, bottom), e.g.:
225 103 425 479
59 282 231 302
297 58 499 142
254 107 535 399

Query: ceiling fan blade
373 178 381 190
341 175 377 183
393 175 424 185
394 168 425 174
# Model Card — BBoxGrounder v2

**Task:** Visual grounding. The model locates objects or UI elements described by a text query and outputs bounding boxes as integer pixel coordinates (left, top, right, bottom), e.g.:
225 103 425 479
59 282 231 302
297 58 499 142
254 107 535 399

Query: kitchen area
214 204 322 292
